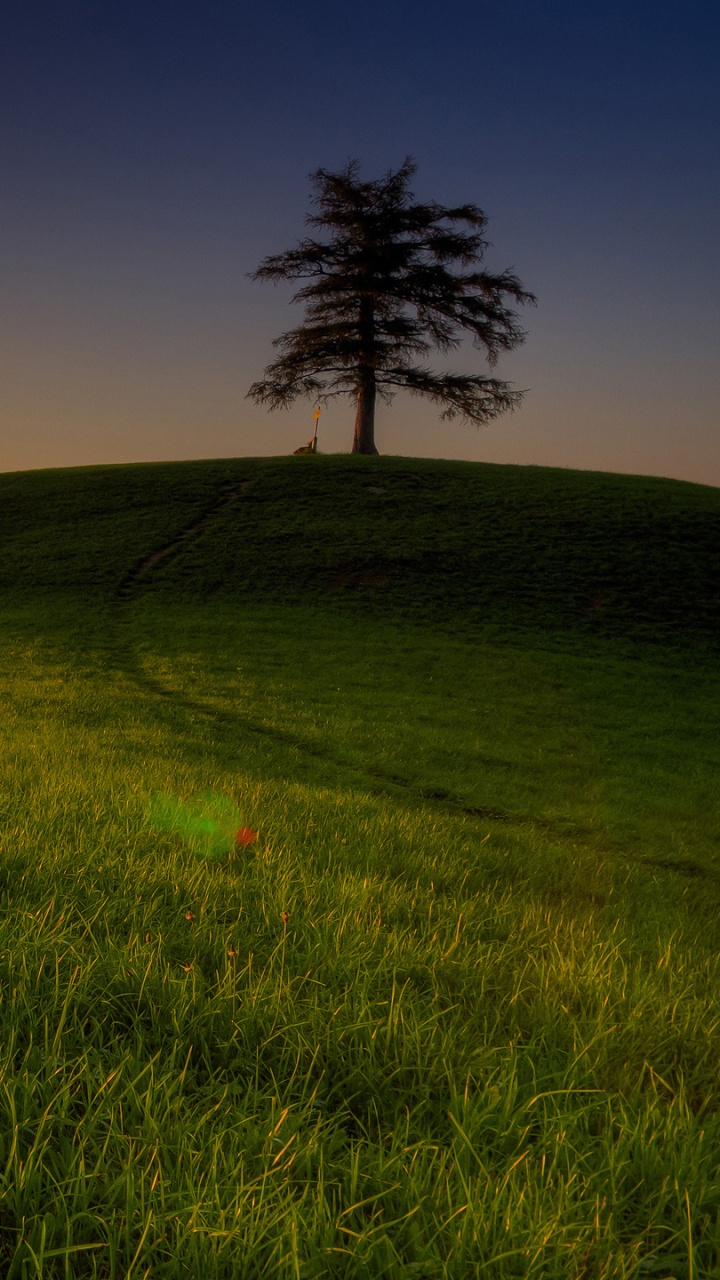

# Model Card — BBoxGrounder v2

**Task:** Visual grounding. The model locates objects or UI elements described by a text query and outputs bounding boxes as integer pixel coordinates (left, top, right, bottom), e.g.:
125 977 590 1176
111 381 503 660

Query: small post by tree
292 406 321 454
248 158 535 455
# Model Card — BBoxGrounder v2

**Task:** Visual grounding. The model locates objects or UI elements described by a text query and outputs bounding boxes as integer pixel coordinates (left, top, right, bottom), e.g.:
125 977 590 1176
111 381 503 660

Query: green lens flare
148 790 243 858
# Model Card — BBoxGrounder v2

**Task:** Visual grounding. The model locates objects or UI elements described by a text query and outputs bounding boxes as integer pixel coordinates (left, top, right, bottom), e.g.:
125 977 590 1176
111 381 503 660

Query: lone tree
247 158 535 455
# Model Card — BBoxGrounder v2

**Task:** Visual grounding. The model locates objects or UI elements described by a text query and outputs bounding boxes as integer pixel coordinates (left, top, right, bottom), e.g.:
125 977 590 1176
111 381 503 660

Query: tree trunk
352 372 378 454
352 297 379 454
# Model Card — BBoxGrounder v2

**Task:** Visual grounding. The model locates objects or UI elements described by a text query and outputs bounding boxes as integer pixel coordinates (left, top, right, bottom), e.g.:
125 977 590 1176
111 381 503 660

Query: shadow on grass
104 597 556 832
94 626 593 862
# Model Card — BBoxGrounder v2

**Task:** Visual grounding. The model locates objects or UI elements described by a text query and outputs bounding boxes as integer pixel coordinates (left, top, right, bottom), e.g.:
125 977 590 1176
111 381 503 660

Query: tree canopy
248 158 535 454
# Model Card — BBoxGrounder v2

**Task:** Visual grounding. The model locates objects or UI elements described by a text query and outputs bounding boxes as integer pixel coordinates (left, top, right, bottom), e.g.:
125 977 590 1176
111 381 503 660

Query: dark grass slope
1 453 718 656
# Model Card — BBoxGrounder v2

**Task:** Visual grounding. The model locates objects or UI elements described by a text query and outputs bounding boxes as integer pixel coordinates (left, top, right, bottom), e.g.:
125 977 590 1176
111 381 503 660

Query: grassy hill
2 452 718 647
0 454 718 1277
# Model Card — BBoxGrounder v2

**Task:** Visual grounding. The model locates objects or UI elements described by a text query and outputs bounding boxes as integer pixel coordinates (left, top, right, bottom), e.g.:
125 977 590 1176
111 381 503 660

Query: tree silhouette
248 158 535 455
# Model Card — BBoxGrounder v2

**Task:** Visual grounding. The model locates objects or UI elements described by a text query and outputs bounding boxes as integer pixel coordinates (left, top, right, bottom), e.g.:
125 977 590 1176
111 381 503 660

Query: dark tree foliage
248 158 535 455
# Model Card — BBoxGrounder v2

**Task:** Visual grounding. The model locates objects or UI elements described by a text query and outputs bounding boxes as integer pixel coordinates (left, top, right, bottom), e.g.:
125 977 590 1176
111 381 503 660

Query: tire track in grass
109 476 593 837
117 480 252 598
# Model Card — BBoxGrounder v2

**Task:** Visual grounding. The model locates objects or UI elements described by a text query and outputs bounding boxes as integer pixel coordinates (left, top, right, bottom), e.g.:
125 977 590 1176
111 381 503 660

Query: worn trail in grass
0 455 718 1276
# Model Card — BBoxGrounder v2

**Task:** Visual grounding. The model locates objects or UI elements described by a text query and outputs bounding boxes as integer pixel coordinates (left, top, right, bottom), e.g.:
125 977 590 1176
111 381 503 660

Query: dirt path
117 480 251 598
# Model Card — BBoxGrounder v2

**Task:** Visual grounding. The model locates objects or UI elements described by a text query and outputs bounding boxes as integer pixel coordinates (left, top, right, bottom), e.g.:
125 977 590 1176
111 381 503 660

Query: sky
1 0 719 486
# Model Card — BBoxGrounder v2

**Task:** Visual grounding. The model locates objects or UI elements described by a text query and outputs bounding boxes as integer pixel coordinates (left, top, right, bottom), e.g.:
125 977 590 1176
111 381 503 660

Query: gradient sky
2 0 719 484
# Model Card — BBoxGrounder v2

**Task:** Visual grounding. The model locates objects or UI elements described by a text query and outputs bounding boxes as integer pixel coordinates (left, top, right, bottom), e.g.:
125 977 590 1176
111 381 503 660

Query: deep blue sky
2 0 719 483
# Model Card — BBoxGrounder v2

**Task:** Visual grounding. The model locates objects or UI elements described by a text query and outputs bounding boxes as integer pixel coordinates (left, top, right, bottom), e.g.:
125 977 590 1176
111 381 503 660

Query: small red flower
236 827 257 846
281 911 290 926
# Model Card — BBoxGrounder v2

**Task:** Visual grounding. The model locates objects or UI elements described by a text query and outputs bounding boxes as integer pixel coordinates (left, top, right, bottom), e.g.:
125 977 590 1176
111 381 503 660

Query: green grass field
0 453 718 1278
